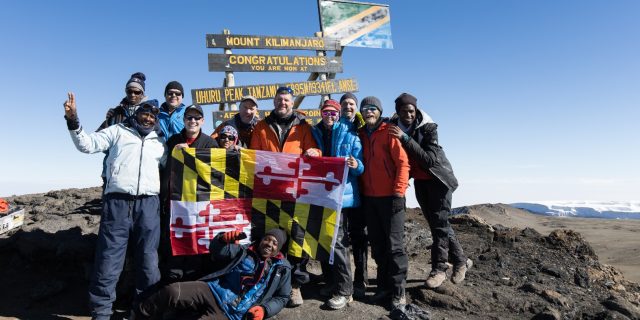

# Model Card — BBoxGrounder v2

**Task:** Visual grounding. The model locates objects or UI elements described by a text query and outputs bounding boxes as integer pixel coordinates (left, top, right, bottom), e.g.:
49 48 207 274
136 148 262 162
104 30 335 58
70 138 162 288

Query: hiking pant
89 193 161 319
137 281 224 320
345 207 369 287
321 210 354 296
414 179 466 272
363 196 408 299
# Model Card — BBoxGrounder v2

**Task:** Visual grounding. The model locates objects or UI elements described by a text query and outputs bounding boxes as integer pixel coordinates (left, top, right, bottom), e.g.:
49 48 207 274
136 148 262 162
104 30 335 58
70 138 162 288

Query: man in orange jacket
357 96 410 311
249 86 320 307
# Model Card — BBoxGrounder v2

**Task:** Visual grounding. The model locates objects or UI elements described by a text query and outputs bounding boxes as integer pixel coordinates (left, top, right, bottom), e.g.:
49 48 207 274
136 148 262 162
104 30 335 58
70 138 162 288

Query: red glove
221 230 242 244
246 306 264 320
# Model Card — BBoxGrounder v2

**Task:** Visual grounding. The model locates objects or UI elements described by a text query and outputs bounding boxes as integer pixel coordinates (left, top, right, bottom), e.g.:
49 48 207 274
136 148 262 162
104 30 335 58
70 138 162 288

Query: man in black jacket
389 93 471 289
161 105 219 283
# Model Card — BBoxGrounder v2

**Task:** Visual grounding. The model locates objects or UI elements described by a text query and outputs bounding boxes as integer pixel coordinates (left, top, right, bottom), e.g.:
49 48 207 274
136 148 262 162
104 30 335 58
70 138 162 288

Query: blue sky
1 0 638 207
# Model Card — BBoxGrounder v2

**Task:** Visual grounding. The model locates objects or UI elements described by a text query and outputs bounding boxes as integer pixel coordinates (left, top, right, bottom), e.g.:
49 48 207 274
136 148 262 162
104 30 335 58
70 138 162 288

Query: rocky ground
1 187 639 319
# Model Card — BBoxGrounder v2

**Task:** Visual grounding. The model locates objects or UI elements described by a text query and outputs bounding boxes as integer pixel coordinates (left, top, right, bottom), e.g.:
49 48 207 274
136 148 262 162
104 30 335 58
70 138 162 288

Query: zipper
135 137 145 197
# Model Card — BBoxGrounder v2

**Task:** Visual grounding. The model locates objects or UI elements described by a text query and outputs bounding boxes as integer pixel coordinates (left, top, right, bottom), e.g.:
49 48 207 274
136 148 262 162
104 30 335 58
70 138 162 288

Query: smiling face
397 104 417 127
340 98 357 120
258 234 279 258
165 89 183 109
273 93 294 118
216 133 236 149
239 100 258 124
136 111 156 128
321 108 339 128
361 105 381 128
183 110 204 136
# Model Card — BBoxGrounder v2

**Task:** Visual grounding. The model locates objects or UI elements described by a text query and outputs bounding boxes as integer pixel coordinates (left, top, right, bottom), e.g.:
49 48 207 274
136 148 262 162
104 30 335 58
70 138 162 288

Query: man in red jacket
357 96 410 311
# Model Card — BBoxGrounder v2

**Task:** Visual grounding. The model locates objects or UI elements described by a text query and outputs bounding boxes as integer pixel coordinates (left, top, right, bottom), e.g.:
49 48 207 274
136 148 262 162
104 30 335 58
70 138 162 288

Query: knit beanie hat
218 125 239 145
126 72 146 93
264 228 287 252
394 93 418 111
360 96 383 113
165 81 184 96
339 92 358 106
321 99 341 113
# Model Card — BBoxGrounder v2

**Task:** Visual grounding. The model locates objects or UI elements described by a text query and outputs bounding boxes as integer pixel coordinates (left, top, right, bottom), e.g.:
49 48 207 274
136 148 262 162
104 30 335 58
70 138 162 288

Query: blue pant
89 193 161 319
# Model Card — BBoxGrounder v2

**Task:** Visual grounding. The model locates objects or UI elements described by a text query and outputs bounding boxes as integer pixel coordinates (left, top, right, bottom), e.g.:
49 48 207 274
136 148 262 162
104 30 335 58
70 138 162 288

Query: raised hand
63 92 77 118
221 230 243 244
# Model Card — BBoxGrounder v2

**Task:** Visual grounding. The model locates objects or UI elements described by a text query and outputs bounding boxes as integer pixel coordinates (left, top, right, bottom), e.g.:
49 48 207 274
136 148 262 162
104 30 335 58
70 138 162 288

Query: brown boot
425 271 447 288
288 286 304 307
451 259 473 284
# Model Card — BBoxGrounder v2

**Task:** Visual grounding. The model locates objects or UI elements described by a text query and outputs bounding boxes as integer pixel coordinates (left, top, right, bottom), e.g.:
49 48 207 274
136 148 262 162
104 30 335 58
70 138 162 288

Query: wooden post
221 29 237 111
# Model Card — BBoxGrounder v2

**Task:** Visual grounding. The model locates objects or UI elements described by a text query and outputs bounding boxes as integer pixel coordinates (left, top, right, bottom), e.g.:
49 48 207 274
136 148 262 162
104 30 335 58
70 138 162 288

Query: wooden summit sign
208 53 343 73
192 78 358 106
206 34 341 51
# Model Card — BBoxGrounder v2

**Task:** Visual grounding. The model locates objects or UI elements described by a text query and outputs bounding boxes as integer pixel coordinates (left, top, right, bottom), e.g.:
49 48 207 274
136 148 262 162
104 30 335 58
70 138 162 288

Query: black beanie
264 228 287 253
340 92 358 106
126 72 146 93
165 81 184 96
394 93 418 111
360 96 383 113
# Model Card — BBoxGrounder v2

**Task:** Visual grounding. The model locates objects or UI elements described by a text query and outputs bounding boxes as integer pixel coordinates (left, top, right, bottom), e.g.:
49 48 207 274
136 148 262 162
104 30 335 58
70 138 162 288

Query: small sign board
212 109 324 129
208 54 343 73
192 78 358 106
0 208 24 235
206 34 341 51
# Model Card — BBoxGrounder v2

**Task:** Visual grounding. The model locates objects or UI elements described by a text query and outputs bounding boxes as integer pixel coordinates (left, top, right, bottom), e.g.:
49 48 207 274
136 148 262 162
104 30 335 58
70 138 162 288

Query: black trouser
414 179 466 272
320 210 354 296
345 207 369 287
137 281 224 320
362 196 408 299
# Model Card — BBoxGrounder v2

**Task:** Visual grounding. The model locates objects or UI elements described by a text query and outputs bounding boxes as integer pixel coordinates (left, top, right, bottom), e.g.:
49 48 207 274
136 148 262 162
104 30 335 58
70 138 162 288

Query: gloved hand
245 306 264 320
221 230 243 244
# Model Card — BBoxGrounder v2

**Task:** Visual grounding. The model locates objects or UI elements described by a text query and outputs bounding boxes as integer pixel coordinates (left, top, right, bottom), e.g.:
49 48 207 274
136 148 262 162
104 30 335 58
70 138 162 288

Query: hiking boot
451 258 473 284
391 294 406 311
353 284 366 300
425 270 447 288
288 287 303 307
319 283 337 297
368 290 391 304
327 294 353 310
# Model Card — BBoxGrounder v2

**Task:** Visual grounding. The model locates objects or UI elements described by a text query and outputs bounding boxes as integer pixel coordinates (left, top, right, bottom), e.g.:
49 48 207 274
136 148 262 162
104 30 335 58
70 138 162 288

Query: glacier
510 201 640 219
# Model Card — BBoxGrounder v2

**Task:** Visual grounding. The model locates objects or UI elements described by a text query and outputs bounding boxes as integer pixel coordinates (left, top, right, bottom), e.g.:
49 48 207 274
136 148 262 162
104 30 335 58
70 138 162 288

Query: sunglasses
322 110 339 117
127 89 143 96
166 91 182 97
276 86 294 95
361 105 378 113
185 115 203 121
218 134 235 141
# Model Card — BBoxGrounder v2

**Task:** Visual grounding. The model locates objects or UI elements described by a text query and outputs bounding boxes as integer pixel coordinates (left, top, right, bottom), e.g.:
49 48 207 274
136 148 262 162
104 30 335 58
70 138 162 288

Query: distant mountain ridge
509 201 640 219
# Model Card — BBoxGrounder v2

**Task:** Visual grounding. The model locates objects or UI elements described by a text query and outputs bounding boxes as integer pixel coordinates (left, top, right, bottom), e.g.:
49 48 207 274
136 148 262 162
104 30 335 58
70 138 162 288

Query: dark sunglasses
360 105 378 113
126 89 143 96
218 134 235 141
276 86 294 95
322 110 339 117
166 91 182 97
185 115 203 121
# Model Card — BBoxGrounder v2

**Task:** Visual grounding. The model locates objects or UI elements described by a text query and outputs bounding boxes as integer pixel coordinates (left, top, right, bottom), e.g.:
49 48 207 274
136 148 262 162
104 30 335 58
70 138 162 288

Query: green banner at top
319 0 393 49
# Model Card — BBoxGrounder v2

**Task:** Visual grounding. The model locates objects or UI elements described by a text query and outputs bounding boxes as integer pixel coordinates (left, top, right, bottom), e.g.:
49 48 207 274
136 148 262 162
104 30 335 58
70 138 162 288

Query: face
126 87 144 105
273 93 294 118
239 100 258 124
258 235 279 258
184 110 204 135
340 98 357 119
217 133 236 150
165 89 183 108
397 104 417 127
136 111 156 128
321 109 339 128
361 106 381 127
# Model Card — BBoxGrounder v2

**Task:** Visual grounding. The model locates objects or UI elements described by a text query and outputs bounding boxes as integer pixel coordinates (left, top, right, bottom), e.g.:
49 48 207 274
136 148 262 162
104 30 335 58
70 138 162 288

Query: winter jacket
157 102 186 140
390 109 458 191
249 111 321 155
201 234 291 319
311 119 364 208
69 123 167 196
358 121 410 197
212 113 259 148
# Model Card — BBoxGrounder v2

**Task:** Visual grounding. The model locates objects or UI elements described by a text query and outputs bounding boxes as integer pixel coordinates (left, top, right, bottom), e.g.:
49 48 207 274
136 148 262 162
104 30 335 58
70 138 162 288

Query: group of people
62 72 471 320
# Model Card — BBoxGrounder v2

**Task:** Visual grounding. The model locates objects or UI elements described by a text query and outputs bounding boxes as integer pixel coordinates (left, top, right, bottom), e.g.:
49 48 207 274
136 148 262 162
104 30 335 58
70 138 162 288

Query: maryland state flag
169 148 348 262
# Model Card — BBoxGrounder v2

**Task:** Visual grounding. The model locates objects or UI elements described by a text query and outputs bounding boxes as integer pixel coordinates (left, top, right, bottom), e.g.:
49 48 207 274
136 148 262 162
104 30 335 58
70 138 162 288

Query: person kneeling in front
134 229 291 320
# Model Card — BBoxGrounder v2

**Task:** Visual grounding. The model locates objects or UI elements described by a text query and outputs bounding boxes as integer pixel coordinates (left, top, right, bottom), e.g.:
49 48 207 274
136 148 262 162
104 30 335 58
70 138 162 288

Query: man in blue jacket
157 81 187 139
134 229 292 320
63 92 167 320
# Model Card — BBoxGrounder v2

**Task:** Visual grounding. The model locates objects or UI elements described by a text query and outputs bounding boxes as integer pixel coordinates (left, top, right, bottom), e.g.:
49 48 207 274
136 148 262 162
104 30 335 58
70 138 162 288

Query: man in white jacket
63 92 167 320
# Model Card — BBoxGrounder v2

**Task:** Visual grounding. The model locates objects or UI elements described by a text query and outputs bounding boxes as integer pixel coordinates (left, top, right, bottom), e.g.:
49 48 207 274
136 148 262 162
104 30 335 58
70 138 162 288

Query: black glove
392 196 406 213
64 114 80 130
